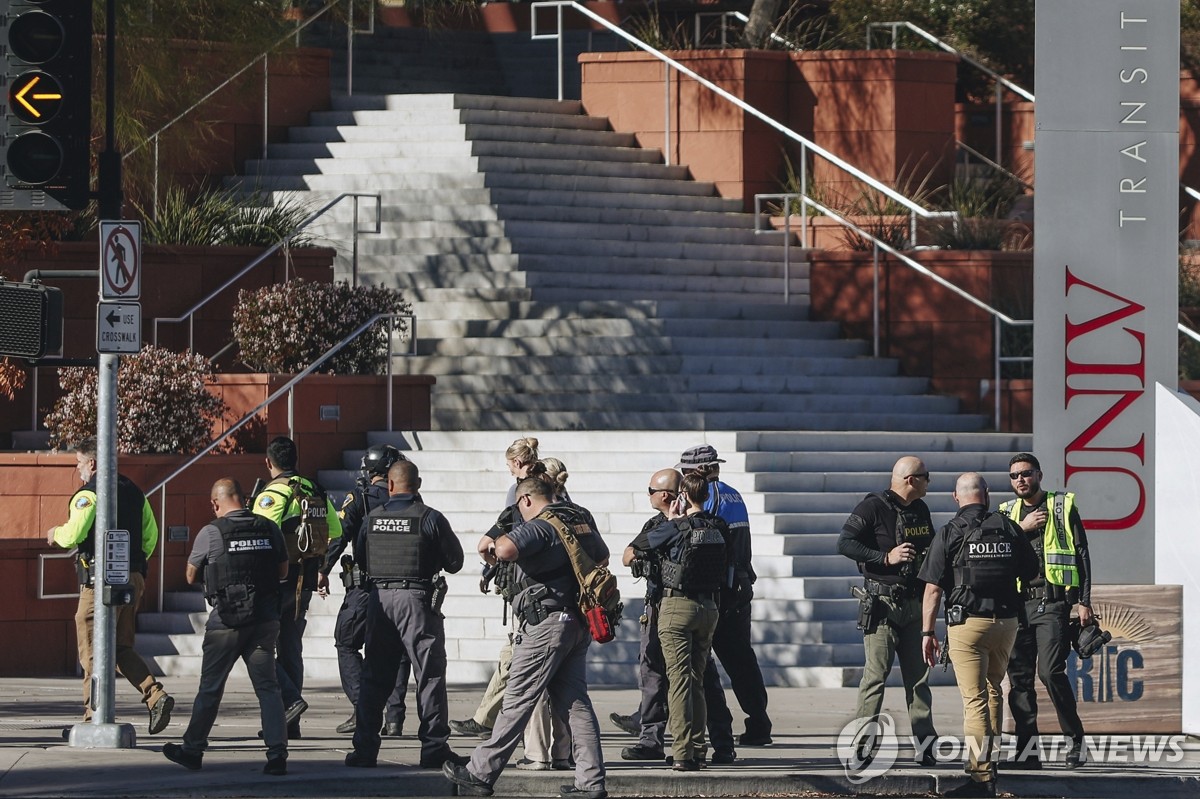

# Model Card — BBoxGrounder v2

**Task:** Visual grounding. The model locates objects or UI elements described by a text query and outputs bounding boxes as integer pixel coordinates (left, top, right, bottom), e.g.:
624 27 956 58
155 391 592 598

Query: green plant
627 7 692 50
837 160 941 251
232 279 410 374
44 345 229 453
929 172 1023 250
139 186 317 247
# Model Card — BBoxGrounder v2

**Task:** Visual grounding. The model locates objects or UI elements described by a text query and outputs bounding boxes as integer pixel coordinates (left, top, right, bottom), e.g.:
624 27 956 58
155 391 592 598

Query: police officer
918 473 1038 798
443 476 608 799
642 471 728 771
45 436 174 735
163 479 290 775
1000 453 1093 769
837 455 938 763
322 443 412 736
676 444 772 755
252 435 343 738
345 459 467 769
614 467 681 762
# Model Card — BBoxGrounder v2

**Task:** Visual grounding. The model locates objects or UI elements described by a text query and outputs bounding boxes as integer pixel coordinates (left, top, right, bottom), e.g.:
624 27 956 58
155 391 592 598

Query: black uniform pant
704 597 772 744
634 601 669 749
1007 599 1085 747
353 586 453 762
276 567 312 711
183 620 287 760
336 585 411 724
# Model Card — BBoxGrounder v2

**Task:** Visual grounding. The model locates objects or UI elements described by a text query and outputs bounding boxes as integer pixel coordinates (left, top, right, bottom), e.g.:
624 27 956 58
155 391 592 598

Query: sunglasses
1009 469 1037 481
908 472 930 481
647 487 677 496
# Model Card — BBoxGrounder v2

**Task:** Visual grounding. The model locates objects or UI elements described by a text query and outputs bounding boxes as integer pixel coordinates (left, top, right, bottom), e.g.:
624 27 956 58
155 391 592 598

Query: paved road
0 676 1196 798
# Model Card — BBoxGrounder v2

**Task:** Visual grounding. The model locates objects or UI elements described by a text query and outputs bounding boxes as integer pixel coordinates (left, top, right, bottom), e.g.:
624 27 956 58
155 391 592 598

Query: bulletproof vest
862 492 934 585
951 513 1021 602
76 475 151 575
660 514 728 593
265 475 330 563
206 514 281 628
361 501 434 582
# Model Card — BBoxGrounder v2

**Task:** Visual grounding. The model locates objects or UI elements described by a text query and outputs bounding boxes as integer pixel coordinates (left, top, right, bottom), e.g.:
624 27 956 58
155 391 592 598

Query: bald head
648 468 682 513
387 460 421 496
210 478 245 517
953 472 989 508
889 456 930 504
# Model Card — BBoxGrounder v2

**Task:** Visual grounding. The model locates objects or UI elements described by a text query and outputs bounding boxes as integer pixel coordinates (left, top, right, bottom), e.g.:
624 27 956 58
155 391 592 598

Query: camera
946 604 966 626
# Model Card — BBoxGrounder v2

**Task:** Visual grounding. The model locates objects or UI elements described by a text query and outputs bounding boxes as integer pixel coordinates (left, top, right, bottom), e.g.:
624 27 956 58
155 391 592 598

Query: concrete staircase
233 90 987 434
137 430 1031 688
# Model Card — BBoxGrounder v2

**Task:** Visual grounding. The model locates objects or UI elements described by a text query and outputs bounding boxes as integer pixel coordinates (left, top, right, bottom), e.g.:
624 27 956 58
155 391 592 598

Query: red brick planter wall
807 249 1033 430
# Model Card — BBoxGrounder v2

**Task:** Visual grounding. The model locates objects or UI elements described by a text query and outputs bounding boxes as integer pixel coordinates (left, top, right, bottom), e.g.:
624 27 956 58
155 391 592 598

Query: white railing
123 0 374 218
692 11 796 50
145 309 414 609
152 192 382 356
755 192 1030 431
531 0 952 246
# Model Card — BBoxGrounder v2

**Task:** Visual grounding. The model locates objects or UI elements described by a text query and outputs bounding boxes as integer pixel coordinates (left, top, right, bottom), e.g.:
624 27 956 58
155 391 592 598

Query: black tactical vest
76 475 151 575
950 512 1021 610
361 501 434 582
660 514 728 593
206 514 281 628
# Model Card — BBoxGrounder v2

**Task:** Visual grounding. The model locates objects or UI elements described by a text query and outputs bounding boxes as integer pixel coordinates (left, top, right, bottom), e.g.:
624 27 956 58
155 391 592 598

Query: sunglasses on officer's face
1009 469 1037 481
647 487 677 496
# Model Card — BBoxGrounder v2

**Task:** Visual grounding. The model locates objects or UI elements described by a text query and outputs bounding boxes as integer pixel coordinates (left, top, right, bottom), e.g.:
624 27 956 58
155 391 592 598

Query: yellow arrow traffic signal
13 74 62 118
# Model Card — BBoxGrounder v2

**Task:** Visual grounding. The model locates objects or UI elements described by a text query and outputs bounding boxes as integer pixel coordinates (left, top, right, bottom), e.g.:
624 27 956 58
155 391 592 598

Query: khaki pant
948 615 1018 783
74 572 167 720
658 595 719 763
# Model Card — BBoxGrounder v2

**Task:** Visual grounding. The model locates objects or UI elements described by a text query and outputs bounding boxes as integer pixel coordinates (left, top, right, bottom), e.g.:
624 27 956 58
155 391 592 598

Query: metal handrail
755 191 1031 431
152 192 382 354
692 11 796 50
867 21 1033 166
123 0 374 216
955 140 1033 192
1182 323 1200 344
37 551 80 600
531 0 944 240
147 309 415 609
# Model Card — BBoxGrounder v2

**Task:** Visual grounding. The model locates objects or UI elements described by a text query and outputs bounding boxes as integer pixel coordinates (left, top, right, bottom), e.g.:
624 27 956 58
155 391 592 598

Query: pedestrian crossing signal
0 280 63 359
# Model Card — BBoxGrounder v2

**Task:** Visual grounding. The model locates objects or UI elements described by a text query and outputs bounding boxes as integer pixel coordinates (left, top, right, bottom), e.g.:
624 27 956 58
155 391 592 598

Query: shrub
45 346 229 454
140 186 317 248
232 280 410 374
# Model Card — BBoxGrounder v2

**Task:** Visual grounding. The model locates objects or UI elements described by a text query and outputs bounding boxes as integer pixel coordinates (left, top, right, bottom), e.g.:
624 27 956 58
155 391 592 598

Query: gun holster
75 553 94 587
851 585 883 634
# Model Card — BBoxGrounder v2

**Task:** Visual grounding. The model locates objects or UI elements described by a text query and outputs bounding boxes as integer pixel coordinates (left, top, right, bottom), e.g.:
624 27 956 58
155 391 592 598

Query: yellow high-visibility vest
1000 492 1079 587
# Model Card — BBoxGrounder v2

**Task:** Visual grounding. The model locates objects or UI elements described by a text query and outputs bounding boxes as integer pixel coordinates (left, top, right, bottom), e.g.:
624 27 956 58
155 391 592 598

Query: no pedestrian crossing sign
99 221 141 300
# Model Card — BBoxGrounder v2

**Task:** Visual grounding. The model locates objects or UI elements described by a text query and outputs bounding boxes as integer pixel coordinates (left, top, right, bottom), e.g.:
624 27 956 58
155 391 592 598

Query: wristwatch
921 631 937 637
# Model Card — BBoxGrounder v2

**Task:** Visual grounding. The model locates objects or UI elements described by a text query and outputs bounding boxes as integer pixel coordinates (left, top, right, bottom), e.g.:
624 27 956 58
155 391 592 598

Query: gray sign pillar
1034 1 1179 584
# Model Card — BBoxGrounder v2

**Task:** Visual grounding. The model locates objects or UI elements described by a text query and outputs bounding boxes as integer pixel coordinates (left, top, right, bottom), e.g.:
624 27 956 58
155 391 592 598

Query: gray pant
353 587 452 761
467 611 605 792
183 620 286 760
855 593 937 745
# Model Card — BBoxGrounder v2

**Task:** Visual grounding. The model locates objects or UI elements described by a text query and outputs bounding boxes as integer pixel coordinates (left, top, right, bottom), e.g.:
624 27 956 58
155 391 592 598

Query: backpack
265 476 331 564
537 509 623 643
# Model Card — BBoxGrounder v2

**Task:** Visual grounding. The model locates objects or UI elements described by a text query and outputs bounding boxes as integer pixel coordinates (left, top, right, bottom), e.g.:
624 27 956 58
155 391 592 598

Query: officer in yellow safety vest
999 453 1092 771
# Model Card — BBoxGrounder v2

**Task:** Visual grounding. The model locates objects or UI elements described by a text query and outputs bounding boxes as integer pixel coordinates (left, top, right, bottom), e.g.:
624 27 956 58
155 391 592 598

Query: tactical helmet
361 444 405 479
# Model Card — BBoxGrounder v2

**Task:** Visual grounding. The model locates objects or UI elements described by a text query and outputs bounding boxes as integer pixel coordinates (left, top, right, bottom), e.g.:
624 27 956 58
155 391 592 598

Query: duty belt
1022 584 1074 603
865 579 919 601
662 588 718 601
373 578 434 590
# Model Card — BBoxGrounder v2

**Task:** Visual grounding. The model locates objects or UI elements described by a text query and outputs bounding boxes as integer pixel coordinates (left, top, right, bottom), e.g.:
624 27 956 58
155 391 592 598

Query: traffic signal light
1 0 92 210
0 280 63 358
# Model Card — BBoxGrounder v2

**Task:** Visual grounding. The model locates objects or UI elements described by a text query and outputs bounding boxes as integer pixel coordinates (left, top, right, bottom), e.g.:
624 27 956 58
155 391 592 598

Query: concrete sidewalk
0 677 1196 798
